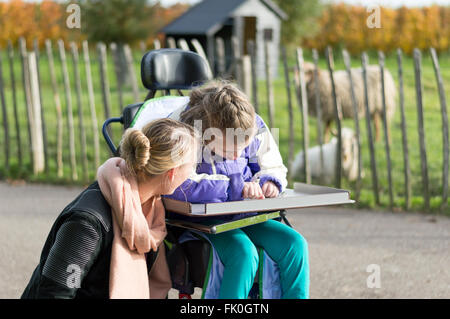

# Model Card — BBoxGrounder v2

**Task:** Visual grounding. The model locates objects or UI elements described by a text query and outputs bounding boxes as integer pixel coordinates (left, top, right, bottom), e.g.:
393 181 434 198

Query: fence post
281 46 294 185
139 41 147 54
33 39 49 174
19 38 33 169
58 39 78 181
191 38 208 62
242 55 252 100
82 40 101 170
430 48 449 212
7 40 22 171
167 37 176 49
177 38 190 51
295 47 311 184
325 46 342 188
153 39 161 50
206 35 215 79
264 40 275 129
247 40 259 114
97 42 113 141
0 49 10 173
311 49 325 185
45 39 64 177
27 52 45 175
362 52 380 206
123 44 140 102
379 51 394 210
396 49 411 211
232 36 243 89
342 49 362 203
215 37 226 77
110 43 124 112
413 48 430 212
70 42 89 182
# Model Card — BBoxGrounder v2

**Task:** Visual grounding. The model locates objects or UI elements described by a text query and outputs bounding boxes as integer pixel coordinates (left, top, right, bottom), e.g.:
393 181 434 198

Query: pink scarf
97 157 171 299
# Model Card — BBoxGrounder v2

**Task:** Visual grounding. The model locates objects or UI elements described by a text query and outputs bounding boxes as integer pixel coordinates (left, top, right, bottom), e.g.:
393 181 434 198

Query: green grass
0 46 449 215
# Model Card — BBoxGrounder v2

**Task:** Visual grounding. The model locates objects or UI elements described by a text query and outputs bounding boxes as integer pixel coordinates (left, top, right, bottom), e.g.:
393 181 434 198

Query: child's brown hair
180 80 256 142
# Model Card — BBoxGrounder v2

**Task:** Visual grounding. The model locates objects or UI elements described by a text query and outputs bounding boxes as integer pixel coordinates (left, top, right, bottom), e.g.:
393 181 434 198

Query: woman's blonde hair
180 80 256 140
120 118 197 180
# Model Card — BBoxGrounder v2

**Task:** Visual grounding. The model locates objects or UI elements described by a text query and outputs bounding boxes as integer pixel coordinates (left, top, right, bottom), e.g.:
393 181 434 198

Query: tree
273 0 324 47
79 0 157 87
79 0 156 45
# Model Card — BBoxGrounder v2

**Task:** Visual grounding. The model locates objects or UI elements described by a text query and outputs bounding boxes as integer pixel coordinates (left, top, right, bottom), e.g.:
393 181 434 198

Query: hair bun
120 129 151 174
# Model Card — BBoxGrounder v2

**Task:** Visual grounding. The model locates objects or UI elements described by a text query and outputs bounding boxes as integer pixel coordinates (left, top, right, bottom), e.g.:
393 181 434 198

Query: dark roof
161 0 287 36
261 0 288 20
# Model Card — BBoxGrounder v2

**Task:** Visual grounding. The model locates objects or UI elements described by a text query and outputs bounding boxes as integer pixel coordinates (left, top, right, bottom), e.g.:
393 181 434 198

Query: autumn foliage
0 0 189 48
0 0 81 48
302 3 450 55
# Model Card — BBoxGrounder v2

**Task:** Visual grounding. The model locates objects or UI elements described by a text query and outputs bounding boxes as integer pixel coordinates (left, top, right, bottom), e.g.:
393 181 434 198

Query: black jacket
22 182 114 298
22 181 160 298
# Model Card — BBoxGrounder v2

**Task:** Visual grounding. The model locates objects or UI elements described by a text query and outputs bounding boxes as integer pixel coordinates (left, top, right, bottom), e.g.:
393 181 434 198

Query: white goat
292 127 363 184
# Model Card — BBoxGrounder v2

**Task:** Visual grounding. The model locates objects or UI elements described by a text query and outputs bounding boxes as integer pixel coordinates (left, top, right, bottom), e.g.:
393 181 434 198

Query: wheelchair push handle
102 116 123 156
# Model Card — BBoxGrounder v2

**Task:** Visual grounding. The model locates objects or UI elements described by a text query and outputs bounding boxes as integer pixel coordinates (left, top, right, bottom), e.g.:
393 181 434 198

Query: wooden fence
0 37 448 214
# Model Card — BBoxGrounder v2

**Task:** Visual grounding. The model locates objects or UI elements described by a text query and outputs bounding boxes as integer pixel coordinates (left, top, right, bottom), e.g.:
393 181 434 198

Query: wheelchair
102 48 292 299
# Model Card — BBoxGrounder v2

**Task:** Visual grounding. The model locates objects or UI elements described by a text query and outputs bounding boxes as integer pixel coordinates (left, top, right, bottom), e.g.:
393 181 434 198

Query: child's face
205 129 255 161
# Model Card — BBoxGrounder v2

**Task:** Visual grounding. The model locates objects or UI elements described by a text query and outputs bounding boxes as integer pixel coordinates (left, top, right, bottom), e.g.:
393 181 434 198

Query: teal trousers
205 219 309 299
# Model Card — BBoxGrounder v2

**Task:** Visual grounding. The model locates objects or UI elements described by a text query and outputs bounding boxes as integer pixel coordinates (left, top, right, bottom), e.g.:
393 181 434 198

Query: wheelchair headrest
141 49 212 91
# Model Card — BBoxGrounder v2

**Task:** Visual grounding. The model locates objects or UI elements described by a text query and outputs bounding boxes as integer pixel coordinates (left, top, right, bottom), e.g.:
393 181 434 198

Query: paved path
1 181 449 299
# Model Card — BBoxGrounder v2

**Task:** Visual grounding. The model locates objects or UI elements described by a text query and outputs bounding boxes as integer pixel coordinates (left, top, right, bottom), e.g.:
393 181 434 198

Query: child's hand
261 181 280 198
242 182 265 199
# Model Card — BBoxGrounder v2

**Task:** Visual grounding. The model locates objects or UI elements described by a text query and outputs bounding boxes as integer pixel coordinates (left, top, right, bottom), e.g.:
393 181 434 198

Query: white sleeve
250 124 288 192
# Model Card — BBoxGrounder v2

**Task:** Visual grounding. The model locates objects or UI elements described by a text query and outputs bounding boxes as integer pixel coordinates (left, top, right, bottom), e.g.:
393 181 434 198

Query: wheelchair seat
141 48 212 92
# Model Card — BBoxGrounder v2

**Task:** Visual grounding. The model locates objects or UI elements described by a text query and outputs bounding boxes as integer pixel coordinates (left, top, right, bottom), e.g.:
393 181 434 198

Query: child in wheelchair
164 80 310 299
